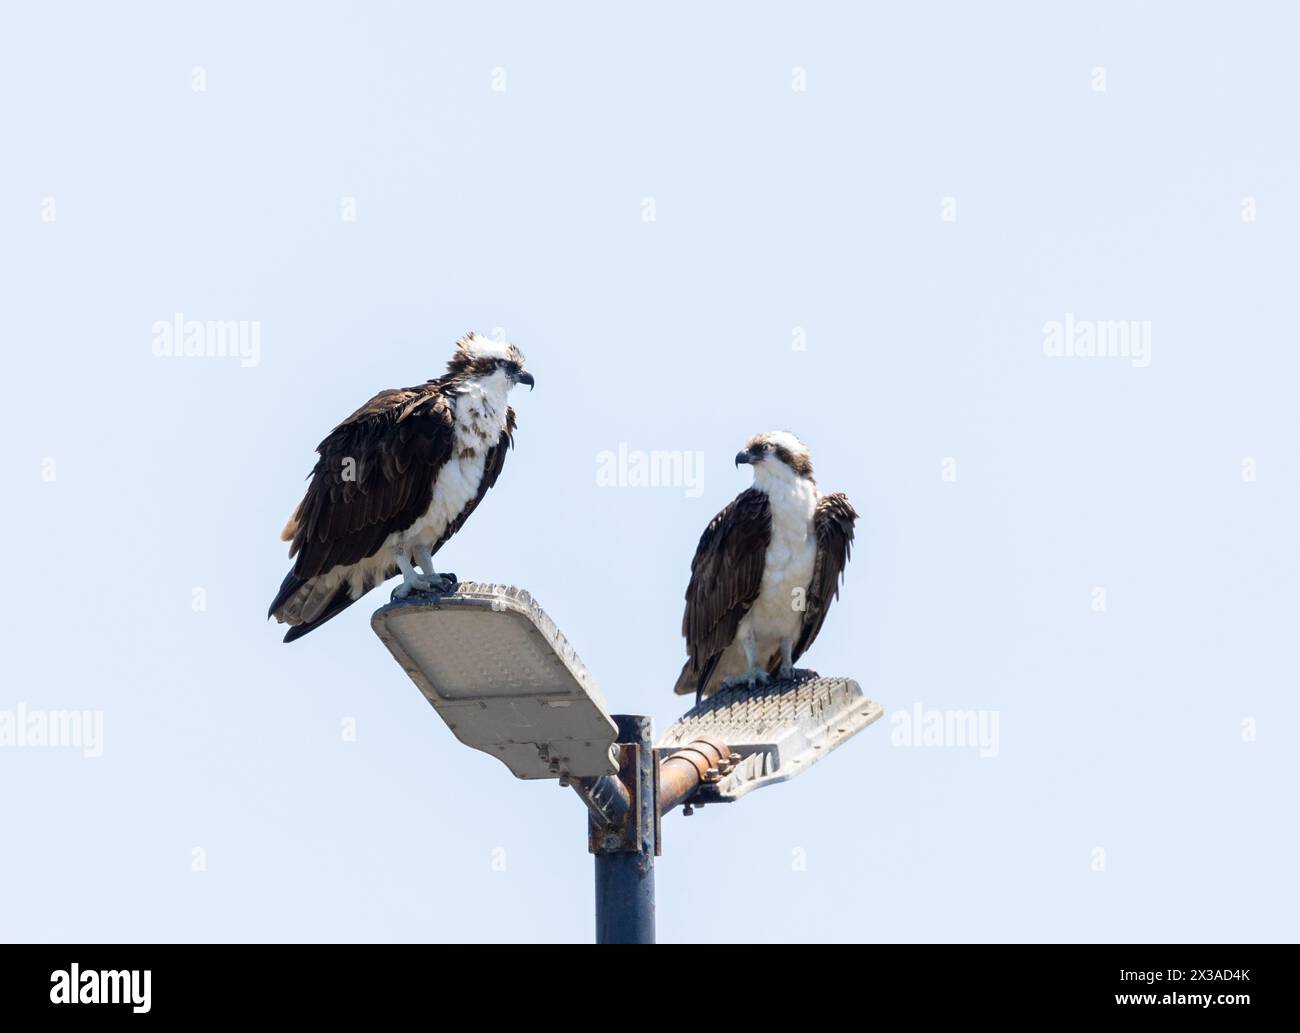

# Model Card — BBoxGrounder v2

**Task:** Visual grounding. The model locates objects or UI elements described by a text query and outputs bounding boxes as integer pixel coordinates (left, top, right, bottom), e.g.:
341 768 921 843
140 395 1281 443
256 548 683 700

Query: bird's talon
395 576 434 598
721 669 769 690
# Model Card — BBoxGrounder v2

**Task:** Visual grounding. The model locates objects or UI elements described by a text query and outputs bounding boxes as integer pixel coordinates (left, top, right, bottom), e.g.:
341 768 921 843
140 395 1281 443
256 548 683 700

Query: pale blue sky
1 1 1296 942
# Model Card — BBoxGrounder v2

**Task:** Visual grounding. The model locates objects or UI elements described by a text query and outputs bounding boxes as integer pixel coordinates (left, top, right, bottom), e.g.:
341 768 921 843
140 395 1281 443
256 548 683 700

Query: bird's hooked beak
512 370 535 390
735 448 756 467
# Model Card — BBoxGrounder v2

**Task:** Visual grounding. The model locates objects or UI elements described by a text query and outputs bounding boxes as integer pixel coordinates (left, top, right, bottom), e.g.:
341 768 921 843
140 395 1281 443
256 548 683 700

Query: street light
371 581 884 944
371 583 620 781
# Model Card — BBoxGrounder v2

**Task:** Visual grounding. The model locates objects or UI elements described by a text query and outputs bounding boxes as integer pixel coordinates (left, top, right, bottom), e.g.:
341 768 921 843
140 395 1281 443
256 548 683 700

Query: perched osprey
268 333 534 642
673 432 858 701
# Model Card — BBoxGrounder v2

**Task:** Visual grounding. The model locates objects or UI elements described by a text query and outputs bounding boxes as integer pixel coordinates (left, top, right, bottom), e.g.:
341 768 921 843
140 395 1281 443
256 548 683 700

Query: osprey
267 333 534 642
673 432 858 701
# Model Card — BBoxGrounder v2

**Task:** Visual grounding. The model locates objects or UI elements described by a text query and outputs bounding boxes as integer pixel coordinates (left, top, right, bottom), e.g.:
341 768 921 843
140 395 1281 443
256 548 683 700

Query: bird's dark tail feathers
268 569 361 643
267 570 304 620
674 654 720 707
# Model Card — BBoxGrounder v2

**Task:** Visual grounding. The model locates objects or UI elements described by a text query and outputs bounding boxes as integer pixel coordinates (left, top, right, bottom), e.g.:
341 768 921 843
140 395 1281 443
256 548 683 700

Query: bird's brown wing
792 492 858 663
285 384 456 580
674 488 771 695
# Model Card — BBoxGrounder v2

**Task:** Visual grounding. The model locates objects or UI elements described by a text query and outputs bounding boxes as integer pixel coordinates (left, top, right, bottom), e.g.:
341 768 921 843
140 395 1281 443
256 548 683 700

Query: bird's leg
722 629 770 690
741 632 762 681
413 544 437 577
779 639 795 680
393 547 434 597
413 544 456 592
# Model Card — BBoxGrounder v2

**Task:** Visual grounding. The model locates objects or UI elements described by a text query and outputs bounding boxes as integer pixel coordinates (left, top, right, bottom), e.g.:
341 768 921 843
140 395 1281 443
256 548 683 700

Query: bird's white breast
401 372 510 551
741 475 818 644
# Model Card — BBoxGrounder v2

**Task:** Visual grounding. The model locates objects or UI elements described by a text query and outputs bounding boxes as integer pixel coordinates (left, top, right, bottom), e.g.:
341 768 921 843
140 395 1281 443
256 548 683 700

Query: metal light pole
592 715 655 944
371 582 883 944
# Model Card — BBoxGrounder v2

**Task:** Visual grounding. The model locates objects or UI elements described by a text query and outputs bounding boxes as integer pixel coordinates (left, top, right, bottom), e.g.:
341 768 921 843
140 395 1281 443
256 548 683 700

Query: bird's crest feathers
444 332 526 378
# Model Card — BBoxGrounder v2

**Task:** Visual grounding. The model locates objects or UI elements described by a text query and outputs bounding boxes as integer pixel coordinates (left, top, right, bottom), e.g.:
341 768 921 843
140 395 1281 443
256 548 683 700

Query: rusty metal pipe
658 735 733 815
573 770 632 828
